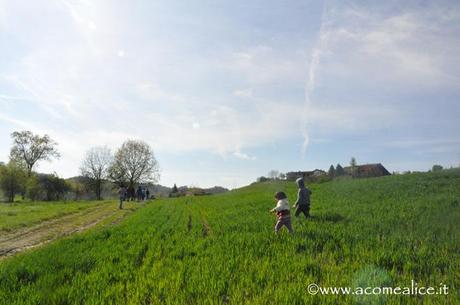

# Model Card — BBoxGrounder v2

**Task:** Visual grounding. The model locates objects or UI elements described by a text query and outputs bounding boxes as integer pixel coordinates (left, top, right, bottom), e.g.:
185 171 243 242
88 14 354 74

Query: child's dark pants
295 205 310 218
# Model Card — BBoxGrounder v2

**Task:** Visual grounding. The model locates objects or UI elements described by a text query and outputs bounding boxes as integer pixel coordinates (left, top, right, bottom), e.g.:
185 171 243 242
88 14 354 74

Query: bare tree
10 130 60 177
80 146 113 200
109 140 160 188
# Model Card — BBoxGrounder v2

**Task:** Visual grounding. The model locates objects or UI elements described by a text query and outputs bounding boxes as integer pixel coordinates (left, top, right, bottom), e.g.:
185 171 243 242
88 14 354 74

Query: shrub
36 173 71 201
0 162 26 202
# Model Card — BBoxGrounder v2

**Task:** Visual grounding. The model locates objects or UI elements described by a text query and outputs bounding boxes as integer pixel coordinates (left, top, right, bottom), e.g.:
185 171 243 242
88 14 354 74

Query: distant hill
159 185 229 197
65 176 228 199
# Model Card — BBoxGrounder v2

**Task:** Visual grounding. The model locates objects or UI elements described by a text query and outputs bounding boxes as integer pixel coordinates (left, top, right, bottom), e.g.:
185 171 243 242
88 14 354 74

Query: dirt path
0 203 139 259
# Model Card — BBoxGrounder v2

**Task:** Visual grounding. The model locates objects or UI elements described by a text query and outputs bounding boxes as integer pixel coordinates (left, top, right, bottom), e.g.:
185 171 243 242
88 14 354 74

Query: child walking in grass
270 191 293 233
293 178 312 218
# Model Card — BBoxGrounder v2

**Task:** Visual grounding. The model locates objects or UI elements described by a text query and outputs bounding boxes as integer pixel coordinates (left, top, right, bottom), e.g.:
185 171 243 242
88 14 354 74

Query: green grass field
0 170 459 304
0 201 109 232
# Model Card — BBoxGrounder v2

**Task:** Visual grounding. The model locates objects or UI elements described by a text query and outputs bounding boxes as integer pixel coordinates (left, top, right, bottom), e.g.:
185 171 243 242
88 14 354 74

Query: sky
0 0 459 189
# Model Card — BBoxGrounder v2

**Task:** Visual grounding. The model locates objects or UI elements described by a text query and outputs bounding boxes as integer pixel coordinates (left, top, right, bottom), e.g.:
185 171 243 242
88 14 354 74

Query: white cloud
297 2 460 159
233 149 256 161
315 5 460 88
382 138 460 154
87 20 96 30
233 88 253 98
222 45 307 84
0 112 32 129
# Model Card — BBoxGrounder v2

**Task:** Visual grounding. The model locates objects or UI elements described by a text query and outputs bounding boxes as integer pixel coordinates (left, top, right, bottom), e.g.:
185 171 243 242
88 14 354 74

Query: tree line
0 130 159 202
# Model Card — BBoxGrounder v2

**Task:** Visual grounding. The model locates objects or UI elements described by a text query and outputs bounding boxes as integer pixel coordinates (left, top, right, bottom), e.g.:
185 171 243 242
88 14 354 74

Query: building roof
344 163 391 176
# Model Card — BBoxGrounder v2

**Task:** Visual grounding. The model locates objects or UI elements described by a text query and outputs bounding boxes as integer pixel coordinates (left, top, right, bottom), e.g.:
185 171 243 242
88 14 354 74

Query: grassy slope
0 170 459 305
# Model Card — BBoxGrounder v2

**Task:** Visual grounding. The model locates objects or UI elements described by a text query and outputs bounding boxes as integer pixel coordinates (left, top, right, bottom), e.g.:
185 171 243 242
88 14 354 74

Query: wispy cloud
299 0 460 158
233 88 253 98
0 112 31 129
223 45 307 84
315 4 460 88
383 139 460 155
233 149 256 160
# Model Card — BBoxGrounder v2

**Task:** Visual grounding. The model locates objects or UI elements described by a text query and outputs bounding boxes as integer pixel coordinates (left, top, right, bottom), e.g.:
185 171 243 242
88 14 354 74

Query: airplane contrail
301 0 331 158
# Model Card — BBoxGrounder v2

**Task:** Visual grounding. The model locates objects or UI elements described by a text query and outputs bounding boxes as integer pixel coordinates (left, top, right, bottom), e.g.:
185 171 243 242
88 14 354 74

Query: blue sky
1 0 459 188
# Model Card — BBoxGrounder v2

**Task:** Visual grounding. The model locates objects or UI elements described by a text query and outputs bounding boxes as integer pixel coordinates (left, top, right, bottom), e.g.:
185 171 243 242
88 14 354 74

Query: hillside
0 170 459 304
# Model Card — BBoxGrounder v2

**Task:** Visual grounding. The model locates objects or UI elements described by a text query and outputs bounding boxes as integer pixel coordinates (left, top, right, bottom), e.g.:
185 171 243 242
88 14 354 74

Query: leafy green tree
68 180 85 201
336 164 345 176
432 165 443 172
38 173 70 201
25 174 42 201
257 176 270 182
350 157 357 177
10 130 60 177
0 162 27 202
328 165 336 178
109 140 160 189
169 184 179 198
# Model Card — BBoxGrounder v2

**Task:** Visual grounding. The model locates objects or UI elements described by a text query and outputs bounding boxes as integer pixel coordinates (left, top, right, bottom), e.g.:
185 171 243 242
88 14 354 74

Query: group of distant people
117 185 150 209
270 177 312 233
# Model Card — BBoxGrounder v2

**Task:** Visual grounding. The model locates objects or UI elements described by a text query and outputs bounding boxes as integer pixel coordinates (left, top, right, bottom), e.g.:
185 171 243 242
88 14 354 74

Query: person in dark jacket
136 186 143 201
293 178 312 218
141 188 146 201
127 185 135 201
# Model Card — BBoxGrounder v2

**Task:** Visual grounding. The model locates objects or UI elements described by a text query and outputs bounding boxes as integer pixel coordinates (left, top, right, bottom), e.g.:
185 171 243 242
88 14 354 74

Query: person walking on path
136 186 143 202
118 186 127 209
127 185 135 201
270 191 293 233
293 178 312 218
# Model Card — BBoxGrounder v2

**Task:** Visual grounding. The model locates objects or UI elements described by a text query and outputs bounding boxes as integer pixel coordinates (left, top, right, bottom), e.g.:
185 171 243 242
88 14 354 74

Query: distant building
286 169 326 181
343 163 391 178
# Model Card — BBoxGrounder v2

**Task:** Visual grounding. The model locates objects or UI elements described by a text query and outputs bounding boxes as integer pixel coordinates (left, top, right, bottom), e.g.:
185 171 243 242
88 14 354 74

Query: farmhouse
343 163 391 178
286 169 326 181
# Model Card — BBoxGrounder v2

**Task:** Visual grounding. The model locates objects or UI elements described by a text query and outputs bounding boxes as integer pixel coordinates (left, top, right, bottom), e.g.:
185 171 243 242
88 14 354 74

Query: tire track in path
0 203 140 259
